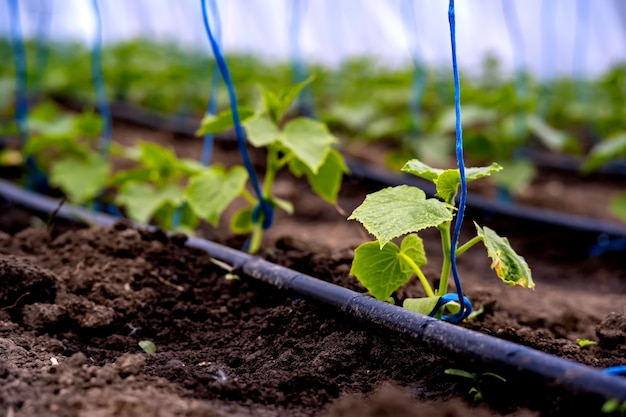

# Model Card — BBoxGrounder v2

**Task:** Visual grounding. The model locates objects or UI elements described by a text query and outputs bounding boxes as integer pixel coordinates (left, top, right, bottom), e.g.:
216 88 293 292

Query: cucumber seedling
197 77 348 253
349 159 533 319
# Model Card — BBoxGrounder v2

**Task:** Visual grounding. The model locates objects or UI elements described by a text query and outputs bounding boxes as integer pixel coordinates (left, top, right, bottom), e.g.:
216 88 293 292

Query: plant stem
399 253 435 297
437 221 452 296
248 145 280 254
241 189 257 205
456 236 483 256
248 221 263 254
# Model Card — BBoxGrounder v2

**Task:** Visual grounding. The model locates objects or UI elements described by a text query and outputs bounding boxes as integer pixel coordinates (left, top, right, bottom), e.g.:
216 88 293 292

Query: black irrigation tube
1 177 625 405
100 101 626 239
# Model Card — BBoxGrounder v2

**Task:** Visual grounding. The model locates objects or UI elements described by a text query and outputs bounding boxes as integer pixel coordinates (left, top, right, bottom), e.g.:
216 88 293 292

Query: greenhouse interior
1 1 626 416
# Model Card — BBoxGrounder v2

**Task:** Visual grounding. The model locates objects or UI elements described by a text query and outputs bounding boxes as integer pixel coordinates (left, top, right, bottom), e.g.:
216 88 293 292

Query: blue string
444 0 471 324
201 0 222 166
400 0 427 134
288 0 316 117
428 293 473 322
603 365 626 376
201 0 274 230
8 0 28 145
90 0 112 155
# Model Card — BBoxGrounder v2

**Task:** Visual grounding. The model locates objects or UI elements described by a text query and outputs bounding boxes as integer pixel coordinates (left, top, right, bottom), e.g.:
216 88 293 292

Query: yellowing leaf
475 223 534 289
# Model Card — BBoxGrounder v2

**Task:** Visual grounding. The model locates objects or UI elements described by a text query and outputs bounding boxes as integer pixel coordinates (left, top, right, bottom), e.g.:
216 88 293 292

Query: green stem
241 189 257 205
456 236 483 256
248 221 263 254
437 221 452 296
276 152 295 168
399 253 435 297
263 146 279 197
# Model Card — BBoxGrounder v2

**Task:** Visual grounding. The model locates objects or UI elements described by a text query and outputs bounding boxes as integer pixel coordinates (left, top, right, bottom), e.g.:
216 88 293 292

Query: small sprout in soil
210 258 240 281
138 340 156 354
444 368 506 402
577 338 597 348
197 76 349 253
602 399 626 416
349 159 533 319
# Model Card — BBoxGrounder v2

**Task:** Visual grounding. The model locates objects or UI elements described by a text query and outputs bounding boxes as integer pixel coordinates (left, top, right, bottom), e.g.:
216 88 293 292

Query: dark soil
1 122 625 416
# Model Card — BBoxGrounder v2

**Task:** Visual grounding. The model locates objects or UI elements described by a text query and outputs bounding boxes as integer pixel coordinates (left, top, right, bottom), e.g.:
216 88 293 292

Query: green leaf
401 159 443 182
526 114 575 153
185 166 248 226
403 296 441 316
609 191 626 223
475 223 534 289
435 163 502 203
138 340 156 354
116 183 184 224
262 75 315 123
288 148 349 203
270 196 294 215
444 369 476 380
49 154 109 204
576 338 597 348
196 107 255 136
74 111 103 138
230 207 254 233
400 233 427 266
582 133 626 173
350 238 419 301
490 160 535 194
280 117 338 174
243 115 280 147
348 185 452 247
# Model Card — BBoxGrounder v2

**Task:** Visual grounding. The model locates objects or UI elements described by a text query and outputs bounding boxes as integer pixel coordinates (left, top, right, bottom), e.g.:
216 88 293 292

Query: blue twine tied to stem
90 0 112 156
200 0 222 166
200 0 274 230
430 0 472 324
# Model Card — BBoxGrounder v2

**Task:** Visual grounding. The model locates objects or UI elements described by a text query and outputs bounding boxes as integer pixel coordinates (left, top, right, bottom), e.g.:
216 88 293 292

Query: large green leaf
116 183 184 224
280 118 338 174
243 115 280 147
475 223 534 289
349 185 452 247
350 233 426 300
49 154 109 204
196 107 255 136
288 148 349 203
185 166 248 226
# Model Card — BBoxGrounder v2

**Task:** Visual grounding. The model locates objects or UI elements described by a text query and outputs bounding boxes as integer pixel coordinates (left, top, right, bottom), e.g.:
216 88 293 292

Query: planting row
2 39 626 202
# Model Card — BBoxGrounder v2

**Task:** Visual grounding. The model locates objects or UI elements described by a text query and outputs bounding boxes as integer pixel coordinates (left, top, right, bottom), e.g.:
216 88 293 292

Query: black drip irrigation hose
96 102 626 239
0 178 625 405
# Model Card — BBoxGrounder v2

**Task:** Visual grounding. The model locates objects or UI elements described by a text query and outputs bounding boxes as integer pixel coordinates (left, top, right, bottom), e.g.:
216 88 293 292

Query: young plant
349 159 533 318
197 77 349 253
113 141 247 233
21 101 112 205
444 368 507 402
